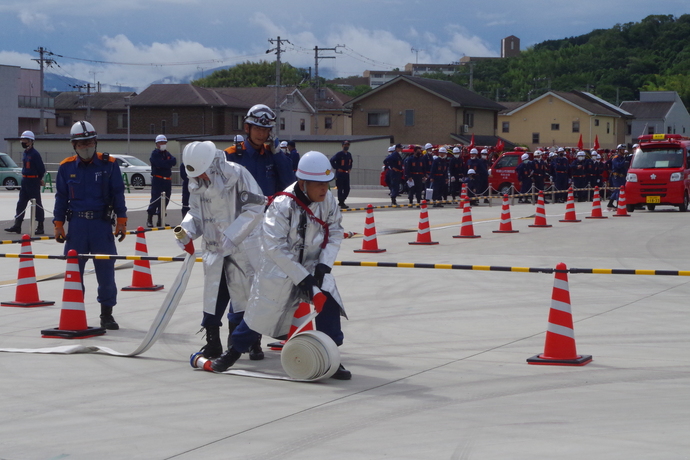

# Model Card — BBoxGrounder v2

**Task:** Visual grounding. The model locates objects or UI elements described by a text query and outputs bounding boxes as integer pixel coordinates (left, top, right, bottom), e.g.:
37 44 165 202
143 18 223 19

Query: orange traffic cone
269 298 319 350
409 200 439 245
614 185 630 217
41 249 106 339
122 227 164 291
456 183 467 209
559 187 581 223
354 204 386 253
453 199 481 238
493 194 519 233
586 186 608 219
527 262 592 366
2 234 55 307
529 191 552 228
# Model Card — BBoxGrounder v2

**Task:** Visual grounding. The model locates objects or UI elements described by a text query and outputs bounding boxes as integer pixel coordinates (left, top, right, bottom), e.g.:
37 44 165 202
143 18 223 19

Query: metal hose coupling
240 191 267 206
174 226 195 255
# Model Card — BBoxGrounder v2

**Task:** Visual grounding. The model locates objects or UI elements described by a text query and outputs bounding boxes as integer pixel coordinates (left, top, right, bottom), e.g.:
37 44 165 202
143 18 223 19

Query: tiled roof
55 91 136 110
619 101 674 119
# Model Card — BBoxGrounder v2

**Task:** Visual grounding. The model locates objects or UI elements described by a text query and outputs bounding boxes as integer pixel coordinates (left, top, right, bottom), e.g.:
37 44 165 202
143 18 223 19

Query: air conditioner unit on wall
463 125 469 133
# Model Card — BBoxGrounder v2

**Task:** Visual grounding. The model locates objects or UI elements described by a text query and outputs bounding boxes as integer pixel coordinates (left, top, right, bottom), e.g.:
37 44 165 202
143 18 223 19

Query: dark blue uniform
404 153 426 204
383 150 404 203
15 147 46 226
448 155 466 199
551 155 570 202
532 158 549 193
147 148 177 219
609 153 628 202
330 149 353 207
467 157 489 199
430 156 448 204
224 141 295 197
54 153 126 308
287 148 300 172
589 160 605 189
516 159 533 201
570 158 588 201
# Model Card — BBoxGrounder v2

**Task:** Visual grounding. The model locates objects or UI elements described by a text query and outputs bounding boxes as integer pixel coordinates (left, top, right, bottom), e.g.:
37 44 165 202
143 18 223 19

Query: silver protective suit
180 152 264 315
243 182 346 338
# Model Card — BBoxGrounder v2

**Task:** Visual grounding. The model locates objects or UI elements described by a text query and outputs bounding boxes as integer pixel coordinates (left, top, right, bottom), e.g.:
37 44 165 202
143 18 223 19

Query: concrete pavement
0 188 689 459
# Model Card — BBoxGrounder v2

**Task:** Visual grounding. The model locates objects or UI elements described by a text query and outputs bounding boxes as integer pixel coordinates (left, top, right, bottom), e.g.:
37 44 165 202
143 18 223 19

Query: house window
532 133 540 144
627 123 632 135
280 118 286 131
594 119 600 127
648 126 655 135
607 122 610 134
367 111 390 127
56 114 72 127
572 121 580 133
405 110 414 127
464 112 474 128
161 120 166 134
551 123 560 131
300 119 305 131
668 126 673 134
117 113 127 129
502 122 510 133
150 124 155 134
325 117 333 130
172 113 179 127
233 114 243 130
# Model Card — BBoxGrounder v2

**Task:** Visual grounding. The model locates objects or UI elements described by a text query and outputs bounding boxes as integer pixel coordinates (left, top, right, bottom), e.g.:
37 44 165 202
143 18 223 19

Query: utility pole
411 47 424 64
32 47 56 135
313 45 342 135
267 36 291 138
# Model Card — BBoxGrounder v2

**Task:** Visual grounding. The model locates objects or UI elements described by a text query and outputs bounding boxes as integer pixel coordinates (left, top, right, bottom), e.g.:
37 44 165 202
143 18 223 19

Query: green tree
192 61 310 87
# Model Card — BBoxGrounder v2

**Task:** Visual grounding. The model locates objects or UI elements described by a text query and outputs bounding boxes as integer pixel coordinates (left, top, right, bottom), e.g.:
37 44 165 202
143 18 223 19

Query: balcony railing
18 96 55 109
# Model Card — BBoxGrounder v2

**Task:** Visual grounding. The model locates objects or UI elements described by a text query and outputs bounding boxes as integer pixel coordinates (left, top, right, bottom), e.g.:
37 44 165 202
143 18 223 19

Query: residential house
49 91 137 136
344 75 507 146
498 91 633 151
619 91 690 142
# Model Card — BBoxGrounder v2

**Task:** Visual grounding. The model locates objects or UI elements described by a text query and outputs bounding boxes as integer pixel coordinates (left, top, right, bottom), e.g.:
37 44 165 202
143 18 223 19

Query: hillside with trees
431 14 690 106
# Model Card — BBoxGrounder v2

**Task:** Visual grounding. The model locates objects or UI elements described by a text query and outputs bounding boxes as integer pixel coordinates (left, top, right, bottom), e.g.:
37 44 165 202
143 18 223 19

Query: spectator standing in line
5 131 46 235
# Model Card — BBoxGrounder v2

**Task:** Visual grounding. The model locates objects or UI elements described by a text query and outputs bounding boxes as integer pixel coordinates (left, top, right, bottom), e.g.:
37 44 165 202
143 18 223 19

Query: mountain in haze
45 73 137 93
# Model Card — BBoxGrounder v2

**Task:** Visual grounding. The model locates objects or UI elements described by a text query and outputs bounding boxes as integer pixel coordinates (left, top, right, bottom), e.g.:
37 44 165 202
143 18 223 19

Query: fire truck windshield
630 148 684 169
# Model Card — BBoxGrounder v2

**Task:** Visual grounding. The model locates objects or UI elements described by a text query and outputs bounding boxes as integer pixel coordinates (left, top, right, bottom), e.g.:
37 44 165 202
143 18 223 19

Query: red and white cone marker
614 185 630 217
493 194 519 233
453 199 481 238
559 187 581 223
586 186 608 219
41 249 106 339
456 183 468 209
268 288 326 350
354 204 386 253
527 262 592 366
529 191 552 228
122 227 164 291
2 234 55 307
410 200 439 245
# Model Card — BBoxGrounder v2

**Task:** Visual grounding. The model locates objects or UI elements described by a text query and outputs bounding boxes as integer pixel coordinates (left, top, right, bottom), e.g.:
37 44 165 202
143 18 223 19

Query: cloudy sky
1 0 687 91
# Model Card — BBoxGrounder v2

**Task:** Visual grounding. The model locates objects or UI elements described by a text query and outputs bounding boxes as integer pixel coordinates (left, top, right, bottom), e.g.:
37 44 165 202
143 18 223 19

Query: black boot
35 222 44 235
249 335 264 361
100 305 119 330
200 326 222 358
226 322 238 349
607 199 615 209
156 215 162 227
331 363 352 380
146 214 154 228
391 197 397 206
4 218 22 234
211 347 241 372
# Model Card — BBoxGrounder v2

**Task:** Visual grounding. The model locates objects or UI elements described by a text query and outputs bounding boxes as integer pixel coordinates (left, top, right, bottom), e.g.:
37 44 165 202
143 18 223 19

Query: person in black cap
330 140 353 209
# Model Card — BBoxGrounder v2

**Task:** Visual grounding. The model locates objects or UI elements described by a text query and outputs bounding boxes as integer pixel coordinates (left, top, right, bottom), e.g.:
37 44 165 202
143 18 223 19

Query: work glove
54 221 66 243
314 263 331 289
114 217 127 242
297 274 318 297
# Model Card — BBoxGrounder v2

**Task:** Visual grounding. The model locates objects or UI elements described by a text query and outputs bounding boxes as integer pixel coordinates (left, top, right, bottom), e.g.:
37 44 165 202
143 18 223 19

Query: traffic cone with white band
354 204 386 253
559 187 581 222
586 186 608 219
41 249 106 339
493 194 519 233
614 185 630 217
529 191 552 228
527 262 592 366
122 227 164 291
2 234 55 307
410 200 439 245
453 199 481 238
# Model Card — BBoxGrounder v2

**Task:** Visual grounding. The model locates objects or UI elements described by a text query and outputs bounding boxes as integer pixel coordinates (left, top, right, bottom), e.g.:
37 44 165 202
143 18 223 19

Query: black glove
314 263 331 288
297 274 317 297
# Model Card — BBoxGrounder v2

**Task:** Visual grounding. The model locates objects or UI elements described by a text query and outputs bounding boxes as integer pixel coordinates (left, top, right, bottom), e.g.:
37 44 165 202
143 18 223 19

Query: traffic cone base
41 326 106 339
527 353 593 366
493 229 519 233
354 248 387 253
2 300 55 308
453 234 481 238
2 234 55 308
528 224 553 227
122 226 165 290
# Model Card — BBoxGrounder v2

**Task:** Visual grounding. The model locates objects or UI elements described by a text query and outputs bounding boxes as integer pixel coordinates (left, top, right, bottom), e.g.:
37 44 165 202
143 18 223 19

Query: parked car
111 154 152 188
0 152 22 190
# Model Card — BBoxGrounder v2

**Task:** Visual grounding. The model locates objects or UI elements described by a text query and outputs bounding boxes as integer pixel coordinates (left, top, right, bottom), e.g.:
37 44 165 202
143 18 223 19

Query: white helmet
632 144 639 150
549 152 556 158
534 150 542 157
439 147 447 154
467 169 476 174
557 147 565 153
521 153 529 161
70 121 97 141
481 149 488 155
234 134 244 143
470 148 478 155
279 141 288 148
453 147 461 154
296 151 334 182
424 143 433 150
577 151 586 157
594 153 601 159
155 134 167 143
183 141 216 178
591 150 597 155
20 130 35 141
388 146 395 152
244 104 276 128
617 144 626 150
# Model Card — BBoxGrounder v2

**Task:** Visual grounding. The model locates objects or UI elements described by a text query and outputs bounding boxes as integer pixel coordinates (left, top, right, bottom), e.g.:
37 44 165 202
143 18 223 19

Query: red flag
577 134 583 150
495 138 504 153
593 135 600 151
469 134 475 150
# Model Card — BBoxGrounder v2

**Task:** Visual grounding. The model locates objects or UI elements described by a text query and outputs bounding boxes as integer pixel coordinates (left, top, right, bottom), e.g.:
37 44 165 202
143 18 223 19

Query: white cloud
0 50 36 68
18 10 53 30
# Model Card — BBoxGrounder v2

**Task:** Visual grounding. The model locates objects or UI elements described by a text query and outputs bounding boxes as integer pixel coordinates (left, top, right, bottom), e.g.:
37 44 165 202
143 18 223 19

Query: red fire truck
625 134 690 212
488 147 530 195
